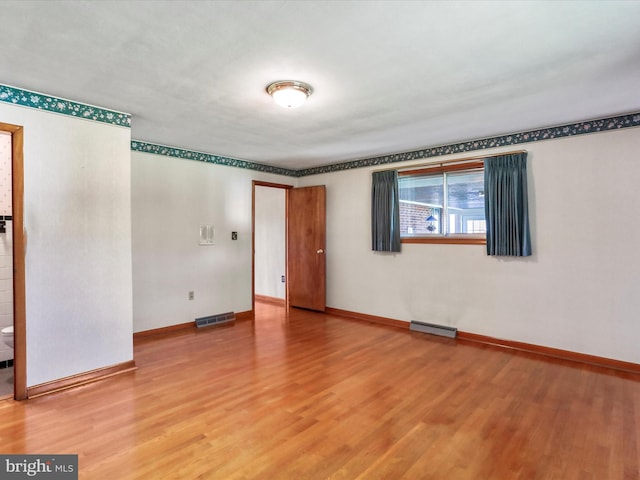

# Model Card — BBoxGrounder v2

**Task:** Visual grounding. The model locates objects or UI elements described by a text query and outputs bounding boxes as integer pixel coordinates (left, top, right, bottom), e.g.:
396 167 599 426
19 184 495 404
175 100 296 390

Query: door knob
317 249 324 254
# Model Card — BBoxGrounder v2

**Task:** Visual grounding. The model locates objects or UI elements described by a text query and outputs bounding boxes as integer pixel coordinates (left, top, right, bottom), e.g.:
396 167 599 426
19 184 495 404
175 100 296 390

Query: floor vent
195 312 235 328
410 320 457 338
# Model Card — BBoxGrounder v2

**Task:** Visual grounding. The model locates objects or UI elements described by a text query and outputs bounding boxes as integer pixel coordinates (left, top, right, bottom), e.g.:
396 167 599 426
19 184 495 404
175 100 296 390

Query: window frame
398 160 487 245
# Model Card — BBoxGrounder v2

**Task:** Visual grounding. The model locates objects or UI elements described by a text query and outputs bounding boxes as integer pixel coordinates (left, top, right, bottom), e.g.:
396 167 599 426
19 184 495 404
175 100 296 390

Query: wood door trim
27 360 137 398
326 306 640 375
133 321 195 339
456 332 640 375
255 294 285 306
252 181 293 316
0 122 26 400
325 307 409 330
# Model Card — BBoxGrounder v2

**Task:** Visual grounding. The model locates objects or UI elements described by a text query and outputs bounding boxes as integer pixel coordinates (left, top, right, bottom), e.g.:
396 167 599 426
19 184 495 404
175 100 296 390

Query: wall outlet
231 231 238 240
188 291 194 300
281 275 285 283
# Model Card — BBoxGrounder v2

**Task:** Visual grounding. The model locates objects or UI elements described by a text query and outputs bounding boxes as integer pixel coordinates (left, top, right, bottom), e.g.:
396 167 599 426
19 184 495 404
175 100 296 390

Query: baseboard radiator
195 312 236 328
410 320 457 338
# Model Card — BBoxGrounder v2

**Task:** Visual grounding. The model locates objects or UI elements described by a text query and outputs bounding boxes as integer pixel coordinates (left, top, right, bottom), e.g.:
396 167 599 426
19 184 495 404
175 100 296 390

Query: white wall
255 186 286 299
298 127 640 364
131 152 294 332
0 102 133 387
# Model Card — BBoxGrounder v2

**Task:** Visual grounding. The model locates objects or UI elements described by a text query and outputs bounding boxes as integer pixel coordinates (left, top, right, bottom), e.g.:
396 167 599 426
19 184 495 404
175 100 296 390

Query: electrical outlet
231 231 238 240
188 291 194 300
281 275 285 283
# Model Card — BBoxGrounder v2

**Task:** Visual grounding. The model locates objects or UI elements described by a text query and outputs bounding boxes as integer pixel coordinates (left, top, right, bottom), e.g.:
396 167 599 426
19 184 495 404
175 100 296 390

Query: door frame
0 122 26 400
251 181 293 315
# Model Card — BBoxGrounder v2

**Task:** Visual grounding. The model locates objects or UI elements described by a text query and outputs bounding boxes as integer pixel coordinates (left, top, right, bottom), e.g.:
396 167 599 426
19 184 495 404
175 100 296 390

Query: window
398 161 486 244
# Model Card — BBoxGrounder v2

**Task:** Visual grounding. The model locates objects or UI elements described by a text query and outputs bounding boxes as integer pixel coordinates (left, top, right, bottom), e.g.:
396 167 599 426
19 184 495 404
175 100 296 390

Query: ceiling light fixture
266 80 313 109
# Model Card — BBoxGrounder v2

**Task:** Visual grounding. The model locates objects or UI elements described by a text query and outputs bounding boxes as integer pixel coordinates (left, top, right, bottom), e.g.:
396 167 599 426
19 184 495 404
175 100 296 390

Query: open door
287 185 326 312
0 122 26 400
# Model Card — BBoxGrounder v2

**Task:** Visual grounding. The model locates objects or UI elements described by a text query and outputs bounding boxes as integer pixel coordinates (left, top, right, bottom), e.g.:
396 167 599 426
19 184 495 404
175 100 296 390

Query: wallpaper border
133 112 640 177
0 84 131 128
295 112 640 177
3 84 638 177
130 141 296 177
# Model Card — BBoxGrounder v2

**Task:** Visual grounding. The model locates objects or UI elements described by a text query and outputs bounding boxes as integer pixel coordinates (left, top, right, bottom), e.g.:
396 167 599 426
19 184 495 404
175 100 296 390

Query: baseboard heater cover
410 320 457 338
195 312 236 328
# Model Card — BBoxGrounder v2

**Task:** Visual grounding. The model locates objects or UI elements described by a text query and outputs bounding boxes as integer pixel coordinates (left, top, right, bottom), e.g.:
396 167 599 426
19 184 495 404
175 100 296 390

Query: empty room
0 1 639 478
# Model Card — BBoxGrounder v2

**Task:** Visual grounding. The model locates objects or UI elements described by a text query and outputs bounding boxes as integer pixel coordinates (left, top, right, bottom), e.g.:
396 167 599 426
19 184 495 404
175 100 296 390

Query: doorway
252 181 292 313
0 122 26 400
252 181 327 315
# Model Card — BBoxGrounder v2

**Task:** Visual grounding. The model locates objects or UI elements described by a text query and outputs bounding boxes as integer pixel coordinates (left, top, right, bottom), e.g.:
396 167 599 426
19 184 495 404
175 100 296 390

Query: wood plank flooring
0 302 639 479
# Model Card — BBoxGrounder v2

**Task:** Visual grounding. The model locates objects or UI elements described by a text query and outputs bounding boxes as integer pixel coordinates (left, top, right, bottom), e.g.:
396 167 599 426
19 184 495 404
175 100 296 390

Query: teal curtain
371 170 401 252
484 153 531 256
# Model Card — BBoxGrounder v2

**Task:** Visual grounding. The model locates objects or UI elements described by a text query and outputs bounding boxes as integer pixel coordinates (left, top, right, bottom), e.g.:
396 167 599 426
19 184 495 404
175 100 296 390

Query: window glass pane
398 174 443 235
466 219 486 233
398 167 486 239
446 171 486 234
449 214 457 234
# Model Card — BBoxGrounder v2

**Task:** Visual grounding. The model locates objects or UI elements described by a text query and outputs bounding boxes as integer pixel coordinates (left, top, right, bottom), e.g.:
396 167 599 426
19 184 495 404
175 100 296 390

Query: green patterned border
4 83 638 177
0 84 130 127
133 111 640 177
295 112 640 176
131 141 297 177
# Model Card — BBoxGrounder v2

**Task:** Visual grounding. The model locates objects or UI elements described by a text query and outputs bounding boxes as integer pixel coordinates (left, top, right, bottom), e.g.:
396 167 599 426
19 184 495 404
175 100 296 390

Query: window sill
401 236 486 245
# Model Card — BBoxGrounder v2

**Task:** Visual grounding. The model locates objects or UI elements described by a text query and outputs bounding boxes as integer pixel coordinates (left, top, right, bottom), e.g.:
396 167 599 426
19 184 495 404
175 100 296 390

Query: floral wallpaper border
130 141 295 177
0 84 131 128
134 112 640 177
295 112 640 177
3 83 638 177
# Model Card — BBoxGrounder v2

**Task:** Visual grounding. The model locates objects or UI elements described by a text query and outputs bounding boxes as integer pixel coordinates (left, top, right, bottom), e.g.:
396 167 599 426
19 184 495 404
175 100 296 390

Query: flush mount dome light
266 80 313 108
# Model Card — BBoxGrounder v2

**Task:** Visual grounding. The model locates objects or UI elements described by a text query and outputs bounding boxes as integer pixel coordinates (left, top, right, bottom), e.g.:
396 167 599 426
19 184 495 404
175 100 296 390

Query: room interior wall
254 186 286 300
0 102 133 387
297 126 640 364
2 78 637 391
131 151 295 333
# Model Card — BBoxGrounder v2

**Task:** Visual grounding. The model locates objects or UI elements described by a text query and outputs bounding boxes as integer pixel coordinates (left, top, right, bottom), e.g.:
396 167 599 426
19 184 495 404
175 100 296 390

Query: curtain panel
371 170 401 252
484 153 532 256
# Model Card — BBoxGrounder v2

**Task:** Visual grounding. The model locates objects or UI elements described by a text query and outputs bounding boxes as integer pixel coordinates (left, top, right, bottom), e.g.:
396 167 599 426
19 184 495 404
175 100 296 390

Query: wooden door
287 186 326 311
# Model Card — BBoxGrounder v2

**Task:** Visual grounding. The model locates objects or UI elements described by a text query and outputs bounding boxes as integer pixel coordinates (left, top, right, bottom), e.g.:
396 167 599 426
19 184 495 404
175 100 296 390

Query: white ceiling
3 0 640 170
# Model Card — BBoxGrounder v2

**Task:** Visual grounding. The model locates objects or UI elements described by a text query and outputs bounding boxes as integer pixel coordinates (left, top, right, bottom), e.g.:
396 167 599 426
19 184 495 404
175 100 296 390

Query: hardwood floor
0 302 638 479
